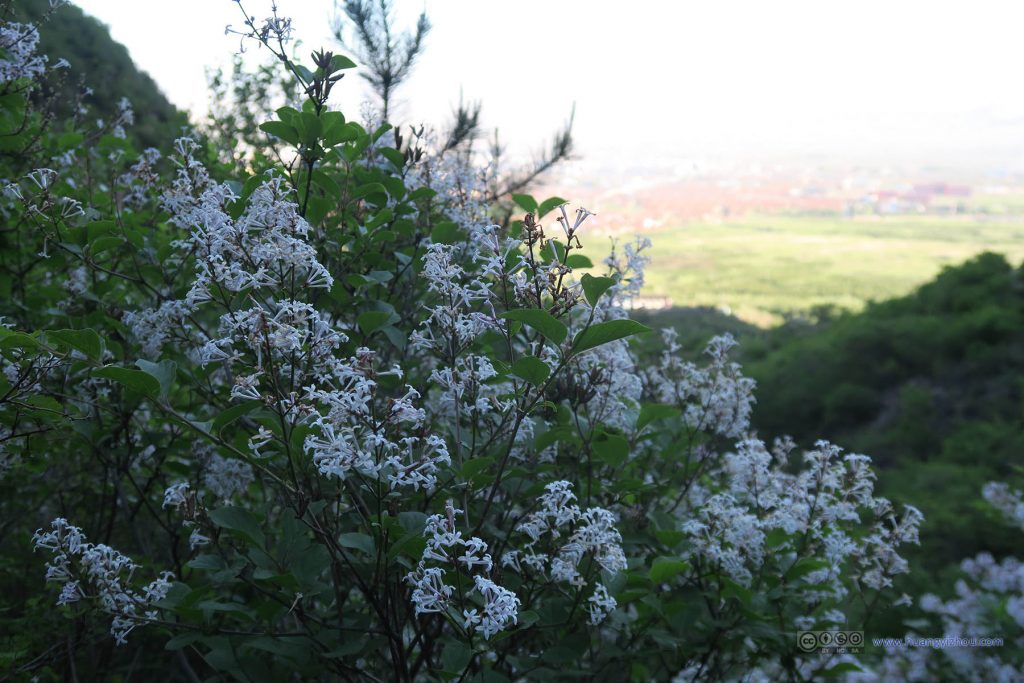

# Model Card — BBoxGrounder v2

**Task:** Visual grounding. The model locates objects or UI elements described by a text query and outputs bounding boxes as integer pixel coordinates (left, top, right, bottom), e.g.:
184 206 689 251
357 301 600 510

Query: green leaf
275 106 300 124
636 404 681 430
721 577 753 605
592 432 629 467
501 309 568 345
571 319 650 355
337 532 375 556
209 506 266 548
165 632 203 651
580 274 617 307
540 239 566 264
242 637 309 660
441 640 472 675
210 400 263 433
90 234 124 255
537 196 568 219
325 636 367 658
649 557 689 583
510 356 551 385
331 54 358 71
259 120 299 145
565 254 593 269
299 112 323 146
357 310 392 335
352 182 387 200
461 456 495 483
135 359 176 399
323 121 359 146
430 221 464 245
518 610 540 628
765 528 792 548
0 329 40 351
47 328 102 361
398 511 427 534
379 147 405 169
92 366 160 397
512 193 538 213
381 325 407 351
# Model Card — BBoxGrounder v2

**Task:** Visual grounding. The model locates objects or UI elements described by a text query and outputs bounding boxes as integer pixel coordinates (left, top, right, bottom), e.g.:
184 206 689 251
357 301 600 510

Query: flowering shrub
1 4 1000 681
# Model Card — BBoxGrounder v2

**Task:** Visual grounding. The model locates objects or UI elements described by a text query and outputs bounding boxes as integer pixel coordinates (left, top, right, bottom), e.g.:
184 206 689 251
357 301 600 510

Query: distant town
537 158 1024 236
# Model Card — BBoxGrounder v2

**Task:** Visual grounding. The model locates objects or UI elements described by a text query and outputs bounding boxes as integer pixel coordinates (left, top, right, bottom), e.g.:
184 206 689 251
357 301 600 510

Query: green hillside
744 253 1023 576
12 0 187 147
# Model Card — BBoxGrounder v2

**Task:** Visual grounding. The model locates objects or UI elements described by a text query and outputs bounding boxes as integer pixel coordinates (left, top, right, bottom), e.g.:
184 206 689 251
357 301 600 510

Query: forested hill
12 0 187 147
747 252 1024 572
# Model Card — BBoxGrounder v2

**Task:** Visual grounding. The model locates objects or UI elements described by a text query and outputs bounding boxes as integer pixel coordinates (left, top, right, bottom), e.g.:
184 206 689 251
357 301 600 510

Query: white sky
72 0 1024 169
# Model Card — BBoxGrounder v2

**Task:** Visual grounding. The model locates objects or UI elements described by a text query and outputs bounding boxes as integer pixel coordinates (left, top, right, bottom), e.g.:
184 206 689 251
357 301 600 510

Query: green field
590 213 1024 326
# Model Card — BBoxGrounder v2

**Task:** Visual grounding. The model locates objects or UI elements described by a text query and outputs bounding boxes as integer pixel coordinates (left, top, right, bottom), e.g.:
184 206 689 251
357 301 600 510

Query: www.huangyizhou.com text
873 636 1004 649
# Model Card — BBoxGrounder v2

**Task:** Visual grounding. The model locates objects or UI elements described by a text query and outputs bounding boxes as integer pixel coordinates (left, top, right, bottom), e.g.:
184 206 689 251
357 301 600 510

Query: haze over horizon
73 0 1024 173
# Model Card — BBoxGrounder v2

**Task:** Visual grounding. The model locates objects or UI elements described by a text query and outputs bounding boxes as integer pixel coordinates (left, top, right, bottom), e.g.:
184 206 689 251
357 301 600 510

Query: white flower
587 583 617 625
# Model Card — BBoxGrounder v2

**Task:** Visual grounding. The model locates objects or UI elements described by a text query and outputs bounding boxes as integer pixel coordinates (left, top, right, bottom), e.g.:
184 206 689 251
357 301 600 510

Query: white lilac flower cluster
117 147 163 208
301 347 451 491
406 501 520 640
852 552 1024 682
602 235 653 302
428 354 516 427
124 138 333 356
644 331 756 439
162 482 211 550
849 483 1024 682
411 241 495 353
681 438 921 599
0 22 47 84
128 141 450 495
502 481 625 624
164 140 333 304
32 518 174 644
982 481 1024 530
404 149 492 238
204 453 254 501
111 97 134 140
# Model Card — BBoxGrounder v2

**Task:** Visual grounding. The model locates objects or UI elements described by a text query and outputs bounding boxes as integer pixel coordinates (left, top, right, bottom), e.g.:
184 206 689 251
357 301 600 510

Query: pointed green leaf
357 310 392 335
331 54 358 71
580 274 617 307
537 196 568 219
93 366 160 397
512 193 538 213
592 432 629 467
338 532 375 556
47 328 102 361
510 356 551 385
211 400 263 433
259 121 299 145
636 403 681 430
209 506 265 548
650 557 690 583
572 319 650 355
501 309 568 345
135 359 176 399
565 254 593 269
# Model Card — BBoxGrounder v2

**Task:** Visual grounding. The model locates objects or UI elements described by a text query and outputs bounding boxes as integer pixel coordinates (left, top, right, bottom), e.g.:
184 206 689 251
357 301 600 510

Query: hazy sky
73 0 1024 169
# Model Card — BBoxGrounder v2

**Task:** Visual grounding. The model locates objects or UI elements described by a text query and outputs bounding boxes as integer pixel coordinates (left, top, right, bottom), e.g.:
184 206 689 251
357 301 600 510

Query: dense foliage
0 3 1021 682
745 253 1024 577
